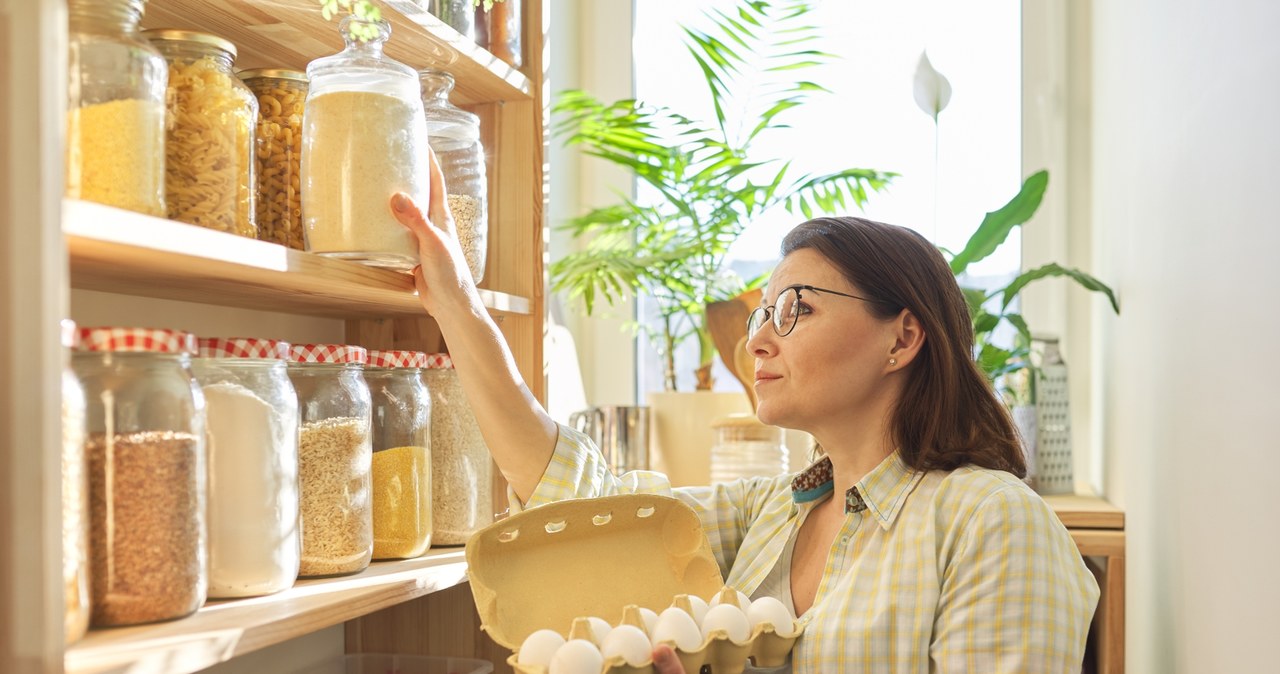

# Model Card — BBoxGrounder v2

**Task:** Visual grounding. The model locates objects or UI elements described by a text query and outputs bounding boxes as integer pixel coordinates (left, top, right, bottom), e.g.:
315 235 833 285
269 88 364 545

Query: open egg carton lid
466 494 802 674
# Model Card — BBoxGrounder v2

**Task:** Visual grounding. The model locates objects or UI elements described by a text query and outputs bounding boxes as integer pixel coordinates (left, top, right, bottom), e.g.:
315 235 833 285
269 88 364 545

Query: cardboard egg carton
466 494 802 674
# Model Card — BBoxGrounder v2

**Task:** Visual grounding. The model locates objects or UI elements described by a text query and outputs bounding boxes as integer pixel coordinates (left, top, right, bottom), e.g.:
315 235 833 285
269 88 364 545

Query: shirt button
840 536 850 545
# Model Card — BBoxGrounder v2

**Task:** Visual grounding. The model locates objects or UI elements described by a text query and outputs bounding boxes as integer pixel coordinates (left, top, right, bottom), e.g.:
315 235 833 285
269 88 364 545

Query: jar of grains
192 338 300 598
366 350 432 559
420 69 488 283
239 69 308 250
72 327 207 627
302 16 429 270
709 414 789 485
66 0 167 216
60 320 89 644
421 353 492 545
287 344 373 577
143 29 257 238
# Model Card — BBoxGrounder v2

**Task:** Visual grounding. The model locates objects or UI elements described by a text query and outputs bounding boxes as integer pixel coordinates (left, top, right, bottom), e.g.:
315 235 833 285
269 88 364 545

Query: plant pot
647 391 751 487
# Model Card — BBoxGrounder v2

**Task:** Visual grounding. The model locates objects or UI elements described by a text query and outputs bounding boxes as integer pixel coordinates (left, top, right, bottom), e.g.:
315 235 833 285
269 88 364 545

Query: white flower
913 51 953 122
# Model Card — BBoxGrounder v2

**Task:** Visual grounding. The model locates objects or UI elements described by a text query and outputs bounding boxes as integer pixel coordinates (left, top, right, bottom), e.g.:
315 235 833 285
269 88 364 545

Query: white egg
584 616 612 646
638 607 659 636
600 624 652 667
517 629 566 667
686 595 709 626
652 606 703 652
549 639 604 674
709 588 751 609
747 596 797 634
700 603 751 643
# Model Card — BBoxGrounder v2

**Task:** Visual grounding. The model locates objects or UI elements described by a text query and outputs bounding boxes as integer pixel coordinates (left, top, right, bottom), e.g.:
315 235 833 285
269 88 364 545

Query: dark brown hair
782 216 1026 477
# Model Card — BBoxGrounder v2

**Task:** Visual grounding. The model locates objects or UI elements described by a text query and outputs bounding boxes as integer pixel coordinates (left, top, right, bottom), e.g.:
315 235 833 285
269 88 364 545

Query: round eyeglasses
746 284 883 339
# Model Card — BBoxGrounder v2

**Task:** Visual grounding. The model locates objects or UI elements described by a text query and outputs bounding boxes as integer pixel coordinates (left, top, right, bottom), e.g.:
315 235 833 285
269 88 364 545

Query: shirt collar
790 451 923 529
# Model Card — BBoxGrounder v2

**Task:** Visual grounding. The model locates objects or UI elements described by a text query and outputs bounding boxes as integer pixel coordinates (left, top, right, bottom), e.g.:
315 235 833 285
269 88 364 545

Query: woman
389 155 1099 673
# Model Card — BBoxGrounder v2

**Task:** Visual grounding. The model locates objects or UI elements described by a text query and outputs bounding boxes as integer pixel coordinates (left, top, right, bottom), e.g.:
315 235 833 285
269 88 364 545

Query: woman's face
746 248 901 432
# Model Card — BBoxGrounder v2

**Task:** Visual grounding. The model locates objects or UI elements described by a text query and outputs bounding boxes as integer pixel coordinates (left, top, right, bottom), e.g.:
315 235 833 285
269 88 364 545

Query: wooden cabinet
0 0 545 671
1046 494 1126 674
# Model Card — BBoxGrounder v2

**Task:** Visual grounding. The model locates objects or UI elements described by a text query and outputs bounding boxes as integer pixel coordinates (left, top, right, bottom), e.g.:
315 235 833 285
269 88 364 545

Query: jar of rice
421 353 493 545
420 69 489 284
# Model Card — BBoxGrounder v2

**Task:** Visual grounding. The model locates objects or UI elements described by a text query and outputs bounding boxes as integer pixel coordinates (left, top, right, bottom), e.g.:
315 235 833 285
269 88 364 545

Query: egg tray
466 494 803 674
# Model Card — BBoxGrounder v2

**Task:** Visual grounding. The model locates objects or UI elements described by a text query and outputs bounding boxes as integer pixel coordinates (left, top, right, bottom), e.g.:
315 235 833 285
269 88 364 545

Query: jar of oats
287 344 373 577
143 29 257 238
239 69 308 250
421 353 492 546
193 338 300 598
66 0 167 216
72 327 207 627
365 350 432 560
420 69 488 283
60 321 89 644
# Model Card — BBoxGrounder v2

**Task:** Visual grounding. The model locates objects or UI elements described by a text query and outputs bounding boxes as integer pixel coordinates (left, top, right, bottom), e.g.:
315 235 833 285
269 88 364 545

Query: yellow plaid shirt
510 425 1099 673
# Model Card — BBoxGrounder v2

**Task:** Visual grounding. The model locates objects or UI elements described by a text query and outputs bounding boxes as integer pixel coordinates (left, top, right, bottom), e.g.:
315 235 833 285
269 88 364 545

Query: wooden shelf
64 549 469 674
142 0 532 105
1044 493 1125 530
66 199 530 319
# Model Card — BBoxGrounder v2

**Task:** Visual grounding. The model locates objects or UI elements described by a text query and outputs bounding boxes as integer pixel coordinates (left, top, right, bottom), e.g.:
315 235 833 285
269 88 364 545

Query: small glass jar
72 327 207 627
422 353 492 545
288 344 373 577
366 350 432 559
143 29 257 238
710 414 789 484
66 0 167 216
420 69 488 283
302 17 429 270
193 338 300 598
240 69 308 250
426 0 476 41
60 321 89 644
485 0 523 67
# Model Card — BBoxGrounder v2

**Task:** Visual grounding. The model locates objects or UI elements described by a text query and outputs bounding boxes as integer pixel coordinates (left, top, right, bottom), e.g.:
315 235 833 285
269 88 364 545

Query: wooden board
66 199 530 319
142 0 532 105
64 549 469 674
1044 493 1125 530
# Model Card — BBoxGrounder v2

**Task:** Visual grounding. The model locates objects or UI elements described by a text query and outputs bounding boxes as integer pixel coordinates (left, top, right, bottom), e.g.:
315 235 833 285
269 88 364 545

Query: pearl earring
889 358 898 366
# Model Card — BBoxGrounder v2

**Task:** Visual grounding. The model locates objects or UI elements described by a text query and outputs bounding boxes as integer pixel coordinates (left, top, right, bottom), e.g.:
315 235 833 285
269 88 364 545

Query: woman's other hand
651 645 687 674
390 147 480 320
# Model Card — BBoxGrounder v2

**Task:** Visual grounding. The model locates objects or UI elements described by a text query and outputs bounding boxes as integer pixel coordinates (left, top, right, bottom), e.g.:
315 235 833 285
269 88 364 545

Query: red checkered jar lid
288 343 369 365
198 337 292 360
423 353 454 369
76 327 197 355
367 350 428 369
61 319 78 349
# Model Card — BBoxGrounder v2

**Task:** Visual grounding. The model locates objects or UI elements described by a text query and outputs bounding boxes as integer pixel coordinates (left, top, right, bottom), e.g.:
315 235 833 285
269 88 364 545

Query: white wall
1086 1 1280 671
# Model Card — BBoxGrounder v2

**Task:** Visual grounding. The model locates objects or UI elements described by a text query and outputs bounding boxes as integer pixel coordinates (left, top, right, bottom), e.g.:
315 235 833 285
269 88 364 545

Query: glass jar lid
367 350 428 369
423 353 454 370
75 327 198 355
237 68 308 83
288 343 369 365
141 28 238 59
198 337 292 360
419 68 479 141
306 16 417 98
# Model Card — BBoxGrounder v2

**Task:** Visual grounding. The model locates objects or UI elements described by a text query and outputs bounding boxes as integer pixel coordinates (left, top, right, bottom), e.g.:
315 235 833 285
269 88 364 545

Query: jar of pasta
60 321 89 644
72 327 207 627
143 29 257 238
421 353 492 545
287 344 373 577
302 16 429 270
365 350 432 559
193 338 300 598
420 69 488 283
240 69 308 250
66 0 167 216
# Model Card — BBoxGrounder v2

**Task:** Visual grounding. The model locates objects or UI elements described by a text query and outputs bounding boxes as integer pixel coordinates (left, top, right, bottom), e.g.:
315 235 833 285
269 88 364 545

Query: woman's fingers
425 146 455 234
650 645 686 674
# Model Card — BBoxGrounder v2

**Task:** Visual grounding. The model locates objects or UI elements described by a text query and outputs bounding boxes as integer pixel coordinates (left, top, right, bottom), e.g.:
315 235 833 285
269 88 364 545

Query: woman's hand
651 645 686 674
390 147 480 320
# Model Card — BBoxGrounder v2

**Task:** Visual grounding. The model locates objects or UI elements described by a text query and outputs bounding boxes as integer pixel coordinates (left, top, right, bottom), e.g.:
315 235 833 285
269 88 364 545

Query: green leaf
949 170 1049 275
1000 263 1121 313
1005 313 1032 343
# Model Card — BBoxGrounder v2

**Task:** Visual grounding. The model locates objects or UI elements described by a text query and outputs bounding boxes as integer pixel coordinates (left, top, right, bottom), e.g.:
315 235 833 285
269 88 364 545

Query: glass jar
66 0 167 216
193 338 300 598
240 69 308 250
302 17 429 270
143 29 257 238
422 353 492 545
288 344 373 577
60 321 89 644
710 414 789 485
420 69 488 283
426 0 476 41
366 350 432 559
72 327 207 627
485 0 522 67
